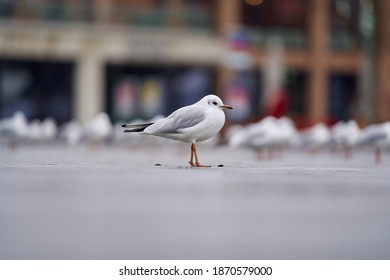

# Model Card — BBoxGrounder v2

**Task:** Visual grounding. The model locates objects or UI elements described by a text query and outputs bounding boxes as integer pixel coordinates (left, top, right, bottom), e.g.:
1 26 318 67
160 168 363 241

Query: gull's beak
220 104 233 110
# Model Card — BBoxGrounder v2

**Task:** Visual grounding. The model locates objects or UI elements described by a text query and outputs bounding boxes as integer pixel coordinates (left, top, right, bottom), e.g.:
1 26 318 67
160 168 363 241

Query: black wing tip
122 122 155 132
122 122 155 128
124 128 146 133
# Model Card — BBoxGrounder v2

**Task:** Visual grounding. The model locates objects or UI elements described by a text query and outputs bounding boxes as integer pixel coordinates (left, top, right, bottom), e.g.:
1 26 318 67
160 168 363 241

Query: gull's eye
212 101 218 105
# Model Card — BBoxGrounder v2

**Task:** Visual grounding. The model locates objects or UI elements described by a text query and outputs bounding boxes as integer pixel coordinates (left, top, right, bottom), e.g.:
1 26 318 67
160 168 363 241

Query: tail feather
122 122 154 133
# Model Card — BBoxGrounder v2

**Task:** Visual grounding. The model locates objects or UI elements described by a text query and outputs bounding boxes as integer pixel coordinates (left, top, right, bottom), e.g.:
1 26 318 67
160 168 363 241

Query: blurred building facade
0 0 389 126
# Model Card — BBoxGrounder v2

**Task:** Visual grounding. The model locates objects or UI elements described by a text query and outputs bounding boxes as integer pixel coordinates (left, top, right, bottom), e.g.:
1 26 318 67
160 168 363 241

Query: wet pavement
1 144 390 259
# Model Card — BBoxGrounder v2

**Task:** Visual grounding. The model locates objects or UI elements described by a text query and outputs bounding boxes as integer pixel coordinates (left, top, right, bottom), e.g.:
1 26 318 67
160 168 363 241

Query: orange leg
344 146 352 160
375 147 381 164
189 143 210 167
188 144 194 166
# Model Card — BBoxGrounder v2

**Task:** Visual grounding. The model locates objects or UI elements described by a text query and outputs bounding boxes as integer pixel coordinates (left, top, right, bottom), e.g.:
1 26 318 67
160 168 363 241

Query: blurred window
285 71 307 118
328 73 357 122
0 59 73 123
105 65 215 123
242 0 308 49
109 0 215 30
0 0 93 22
329 0 362 51
0 0 215 30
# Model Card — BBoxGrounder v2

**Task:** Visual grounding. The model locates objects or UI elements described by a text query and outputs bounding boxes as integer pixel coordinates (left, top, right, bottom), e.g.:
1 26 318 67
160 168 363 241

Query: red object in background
265 88 289 118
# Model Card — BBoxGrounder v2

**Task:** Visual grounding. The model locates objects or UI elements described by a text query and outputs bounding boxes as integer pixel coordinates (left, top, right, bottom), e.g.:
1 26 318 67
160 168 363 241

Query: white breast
179 108 225 143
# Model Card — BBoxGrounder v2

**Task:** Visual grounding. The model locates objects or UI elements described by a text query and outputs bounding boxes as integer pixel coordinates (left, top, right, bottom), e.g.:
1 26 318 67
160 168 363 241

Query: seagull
228 116 297 159
81 112 112 145
330 120 360 159
357 121 390 163
297 122 330 152
0 111 28 149
59 119 82 146
122 94 233 167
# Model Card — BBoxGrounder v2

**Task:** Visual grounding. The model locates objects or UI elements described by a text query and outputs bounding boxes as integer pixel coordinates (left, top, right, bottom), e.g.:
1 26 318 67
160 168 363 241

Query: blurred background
1 1 390 260
0 0 389 128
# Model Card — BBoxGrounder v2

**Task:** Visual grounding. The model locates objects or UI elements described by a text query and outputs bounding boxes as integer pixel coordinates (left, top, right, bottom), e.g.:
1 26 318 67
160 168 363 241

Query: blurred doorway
328 73 357 123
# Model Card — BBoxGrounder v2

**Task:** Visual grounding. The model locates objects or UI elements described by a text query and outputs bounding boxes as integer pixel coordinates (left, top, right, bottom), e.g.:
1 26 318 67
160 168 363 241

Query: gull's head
201 94 233 110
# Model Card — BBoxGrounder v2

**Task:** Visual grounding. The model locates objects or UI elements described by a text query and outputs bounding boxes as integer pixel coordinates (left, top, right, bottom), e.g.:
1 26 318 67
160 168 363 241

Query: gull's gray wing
148 105 206 134
359 130 387 145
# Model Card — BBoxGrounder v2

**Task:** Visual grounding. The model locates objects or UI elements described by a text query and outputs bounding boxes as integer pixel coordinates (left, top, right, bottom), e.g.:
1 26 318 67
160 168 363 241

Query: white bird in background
81 112 112 146
357 121 390 163
229 116 276 148
28 117 57 143
0 111 28 149
59 119 82 146
40 117 58 142
297 122 330 152
228 116 297 159
28 119 42 142
330 120 360 159
277 116 298 148
122 94 233 167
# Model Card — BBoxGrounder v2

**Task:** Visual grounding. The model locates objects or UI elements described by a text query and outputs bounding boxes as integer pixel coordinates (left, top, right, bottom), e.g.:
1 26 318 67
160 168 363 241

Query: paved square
1 144 389 259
